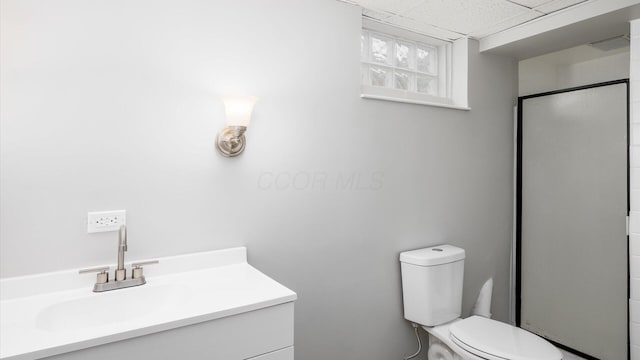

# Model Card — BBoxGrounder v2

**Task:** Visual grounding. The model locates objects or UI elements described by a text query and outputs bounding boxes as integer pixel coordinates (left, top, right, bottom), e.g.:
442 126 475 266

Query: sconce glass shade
223 96 258 127
217 96 258 157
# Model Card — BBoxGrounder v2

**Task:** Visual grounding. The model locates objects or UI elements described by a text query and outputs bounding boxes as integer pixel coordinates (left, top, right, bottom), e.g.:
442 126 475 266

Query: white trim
362 84 451 104
361 93 471 111
444 39 453 100
452 37 469 109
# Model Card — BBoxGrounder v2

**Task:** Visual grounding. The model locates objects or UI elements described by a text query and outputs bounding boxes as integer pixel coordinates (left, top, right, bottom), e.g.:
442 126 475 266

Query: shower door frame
515 79 630 360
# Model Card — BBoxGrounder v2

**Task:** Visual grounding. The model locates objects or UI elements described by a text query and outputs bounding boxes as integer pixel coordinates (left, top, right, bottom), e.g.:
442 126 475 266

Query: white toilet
400 244 563 360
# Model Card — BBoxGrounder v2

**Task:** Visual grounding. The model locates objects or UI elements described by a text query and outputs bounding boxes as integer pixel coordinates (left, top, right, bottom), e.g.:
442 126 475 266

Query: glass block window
361 29 445 98
361 19 468 110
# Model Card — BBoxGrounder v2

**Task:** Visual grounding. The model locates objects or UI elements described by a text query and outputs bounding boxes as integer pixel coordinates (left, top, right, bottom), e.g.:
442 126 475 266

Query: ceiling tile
507 0 553 8
407 0 531 35
534 0 587 14
384 15 466 40
350 0 425 15
468 10 543 38
362 8 393 21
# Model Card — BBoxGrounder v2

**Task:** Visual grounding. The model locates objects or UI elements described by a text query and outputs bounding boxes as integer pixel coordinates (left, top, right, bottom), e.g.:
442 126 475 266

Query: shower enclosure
516 80 629 359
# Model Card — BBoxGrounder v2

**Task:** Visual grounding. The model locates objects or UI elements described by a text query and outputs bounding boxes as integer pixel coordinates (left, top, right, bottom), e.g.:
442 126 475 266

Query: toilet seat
449 316 562 360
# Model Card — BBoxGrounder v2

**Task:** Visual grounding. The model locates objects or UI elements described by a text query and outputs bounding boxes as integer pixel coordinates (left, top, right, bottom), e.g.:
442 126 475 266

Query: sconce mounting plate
216 126 247 157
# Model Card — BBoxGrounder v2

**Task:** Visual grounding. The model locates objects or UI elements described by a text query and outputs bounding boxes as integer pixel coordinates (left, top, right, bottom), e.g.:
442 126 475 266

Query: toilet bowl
423 318 476 360
423 316 562 360
400 245 562 360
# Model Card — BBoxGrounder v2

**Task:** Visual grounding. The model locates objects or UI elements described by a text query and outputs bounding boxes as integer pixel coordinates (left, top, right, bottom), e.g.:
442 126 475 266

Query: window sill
361 92 471 111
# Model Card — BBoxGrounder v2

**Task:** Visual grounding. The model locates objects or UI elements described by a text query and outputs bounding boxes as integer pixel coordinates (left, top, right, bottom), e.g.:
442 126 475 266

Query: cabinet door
44 303 295 360
246 346 293 360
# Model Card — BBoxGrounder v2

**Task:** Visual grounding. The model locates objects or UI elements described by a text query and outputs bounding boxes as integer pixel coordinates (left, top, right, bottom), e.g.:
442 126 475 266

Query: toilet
400 245 563 360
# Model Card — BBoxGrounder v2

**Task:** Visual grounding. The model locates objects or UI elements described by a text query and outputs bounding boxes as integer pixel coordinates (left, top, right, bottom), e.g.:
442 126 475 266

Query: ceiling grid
353 0 588 40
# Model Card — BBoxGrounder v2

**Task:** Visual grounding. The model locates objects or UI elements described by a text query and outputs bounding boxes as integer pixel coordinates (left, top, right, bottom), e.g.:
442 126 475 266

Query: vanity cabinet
1 247 296 360
42 302 294 360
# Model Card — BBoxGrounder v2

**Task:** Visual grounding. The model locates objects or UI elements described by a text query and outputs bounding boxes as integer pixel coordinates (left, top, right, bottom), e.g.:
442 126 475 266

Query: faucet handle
131 260 159 279
79 266 110 284
131 260 159 267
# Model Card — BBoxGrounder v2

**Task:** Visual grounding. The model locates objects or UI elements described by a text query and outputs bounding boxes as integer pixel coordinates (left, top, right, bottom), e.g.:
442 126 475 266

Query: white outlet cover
87 210 126 233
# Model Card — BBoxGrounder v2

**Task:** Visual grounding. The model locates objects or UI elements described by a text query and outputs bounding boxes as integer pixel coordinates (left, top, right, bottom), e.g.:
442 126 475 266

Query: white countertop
0 247 297 360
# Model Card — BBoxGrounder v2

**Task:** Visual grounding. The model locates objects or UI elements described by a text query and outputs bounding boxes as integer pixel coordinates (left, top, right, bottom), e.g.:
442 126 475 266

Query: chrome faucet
115 225 127 281
79 225 158 292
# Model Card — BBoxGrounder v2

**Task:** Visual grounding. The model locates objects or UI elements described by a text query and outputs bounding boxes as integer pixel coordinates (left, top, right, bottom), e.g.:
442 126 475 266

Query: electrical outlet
87 210 126 233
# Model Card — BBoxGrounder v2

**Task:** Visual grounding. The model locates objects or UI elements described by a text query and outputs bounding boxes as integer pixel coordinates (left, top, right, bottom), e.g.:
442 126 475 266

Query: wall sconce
216 96 258 157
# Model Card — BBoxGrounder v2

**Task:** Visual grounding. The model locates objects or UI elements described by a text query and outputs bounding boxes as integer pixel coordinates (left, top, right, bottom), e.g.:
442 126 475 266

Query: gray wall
519 48 629 96
0 0 517 359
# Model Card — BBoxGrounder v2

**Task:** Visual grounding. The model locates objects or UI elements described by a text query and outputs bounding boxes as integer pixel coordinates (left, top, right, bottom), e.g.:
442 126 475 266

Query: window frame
361 19 470 111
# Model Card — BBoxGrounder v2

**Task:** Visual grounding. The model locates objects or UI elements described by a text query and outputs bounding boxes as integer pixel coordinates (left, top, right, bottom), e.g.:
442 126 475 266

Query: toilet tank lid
400 245 465 266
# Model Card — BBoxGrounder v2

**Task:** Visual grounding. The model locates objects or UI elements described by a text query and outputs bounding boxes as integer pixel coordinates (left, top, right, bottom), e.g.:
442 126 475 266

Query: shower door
517 80 628 359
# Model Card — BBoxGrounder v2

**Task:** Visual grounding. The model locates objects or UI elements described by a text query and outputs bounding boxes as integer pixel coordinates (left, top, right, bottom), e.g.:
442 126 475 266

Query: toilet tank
400 245 465 326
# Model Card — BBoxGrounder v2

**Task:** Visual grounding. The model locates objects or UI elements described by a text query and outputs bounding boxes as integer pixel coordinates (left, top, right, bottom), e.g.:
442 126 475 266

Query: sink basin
0 247 297 360
35 283 187 332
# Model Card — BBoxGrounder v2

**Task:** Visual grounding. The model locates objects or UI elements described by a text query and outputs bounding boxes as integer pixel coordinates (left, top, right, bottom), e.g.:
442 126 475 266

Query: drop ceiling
351 0 589 40
346 0 640 59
